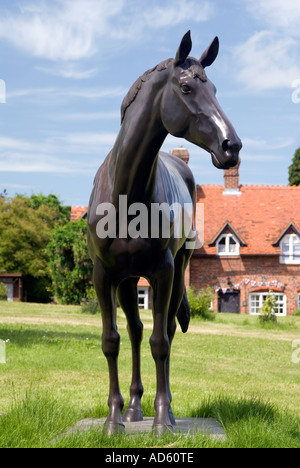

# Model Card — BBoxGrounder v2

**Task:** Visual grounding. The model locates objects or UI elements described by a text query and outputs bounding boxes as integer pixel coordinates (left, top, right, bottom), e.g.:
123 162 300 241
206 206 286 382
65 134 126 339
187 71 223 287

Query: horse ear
200 36 219 68
174 30 192 66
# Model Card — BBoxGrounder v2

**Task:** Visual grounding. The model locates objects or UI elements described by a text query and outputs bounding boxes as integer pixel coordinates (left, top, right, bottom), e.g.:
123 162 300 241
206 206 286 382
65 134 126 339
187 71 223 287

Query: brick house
0 273 23 302
71 206 87 222
71 149 300 315
191 160 300 316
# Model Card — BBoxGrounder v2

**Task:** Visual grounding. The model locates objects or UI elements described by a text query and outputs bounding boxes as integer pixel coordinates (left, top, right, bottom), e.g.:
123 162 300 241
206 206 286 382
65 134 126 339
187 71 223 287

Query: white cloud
0 132 117 173
233 1 300 91
64 88 126 99
36 64 98 80
61 111 120 121
234 31 300 91
0 0 124 61
0 0 214 62
240 153 286 162
52 132 117 152
6 88 56 99
6 86 126 100
142 0 214 28
245 0 300 37
242 137 295 151
0 183 37 190
0 151 97 174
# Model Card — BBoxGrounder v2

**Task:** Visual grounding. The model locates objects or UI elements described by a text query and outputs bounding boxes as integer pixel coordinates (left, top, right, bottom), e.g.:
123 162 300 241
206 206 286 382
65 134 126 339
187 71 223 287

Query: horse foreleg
93 257 124 435
150 250 174 435
117 278 144 422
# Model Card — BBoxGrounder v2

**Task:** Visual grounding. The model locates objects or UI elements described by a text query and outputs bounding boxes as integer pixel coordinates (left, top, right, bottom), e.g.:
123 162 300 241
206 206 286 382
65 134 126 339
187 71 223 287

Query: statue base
64 417 226 441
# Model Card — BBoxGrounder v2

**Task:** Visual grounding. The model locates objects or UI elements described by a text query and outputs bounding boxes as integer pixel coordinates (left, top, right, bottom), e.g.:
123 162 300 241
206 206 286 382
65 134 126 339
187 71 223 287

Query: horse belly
103 237 158 280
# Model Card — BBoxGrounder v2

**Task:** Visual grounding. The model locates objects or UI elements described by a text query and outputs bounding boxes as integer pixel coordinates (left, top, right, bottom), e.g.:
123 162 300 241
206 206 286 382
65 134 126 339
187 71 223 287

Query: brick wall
190 254 300 315
224 159 240 190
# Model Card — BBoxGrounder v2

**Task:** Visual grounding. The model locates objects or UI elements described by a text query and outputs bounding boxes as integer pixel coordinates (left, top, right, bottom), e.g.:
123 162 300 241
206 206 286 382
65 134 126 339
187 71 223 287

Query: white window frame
280 234 300 264
217 233 240 256
249 292 287 317
137 287 149 310
5 283 13 302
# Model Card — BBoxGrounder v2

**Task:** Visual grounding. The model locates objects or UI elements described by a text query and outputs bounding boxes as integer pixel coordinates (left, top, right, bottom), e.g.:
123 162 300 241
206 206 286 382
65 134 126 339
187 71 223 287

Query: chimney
172 147 189 164
223 158 241 195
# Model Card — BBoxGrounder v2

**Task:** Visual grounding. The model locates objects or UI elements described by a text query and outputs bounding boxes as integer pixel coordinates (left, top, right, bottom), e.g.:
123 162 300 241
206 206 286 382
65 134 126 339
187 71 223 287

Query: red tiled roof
195 184 300 256
138 278 150 287
71 206 88 222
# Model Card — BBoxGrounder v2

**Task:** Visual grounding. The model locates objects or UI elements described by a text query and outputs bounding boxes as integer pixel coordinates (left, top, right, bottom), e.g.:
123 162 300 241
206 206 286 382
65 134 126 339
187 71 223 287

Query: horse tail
176 287 190 333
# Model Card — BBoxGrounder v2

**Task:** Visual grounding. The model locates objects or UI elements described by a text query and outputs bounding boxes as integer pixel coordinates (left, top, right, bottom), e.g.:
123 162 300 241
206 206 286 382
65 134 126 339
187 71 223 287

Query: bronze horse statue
87 31 242 435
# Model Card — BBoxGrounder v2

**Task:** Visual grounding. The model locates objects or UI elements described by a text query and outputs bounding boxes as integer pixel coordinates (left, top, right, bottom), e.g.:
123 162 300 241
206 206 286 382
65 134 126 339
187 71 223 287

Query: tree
0 283 7 301
28 193 70 224
46 219 93 305
289 147 300 186
258 293 277 324
0 194 70 302
186 286 216 321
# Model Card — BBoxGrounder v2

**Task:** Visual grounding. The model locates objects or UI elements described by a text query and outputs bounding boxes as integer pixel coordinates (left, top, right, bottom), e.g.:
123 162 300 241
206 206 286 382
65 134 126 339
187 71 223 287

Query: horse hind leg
166 247 192 426
150 250 175 435
117 278 144 423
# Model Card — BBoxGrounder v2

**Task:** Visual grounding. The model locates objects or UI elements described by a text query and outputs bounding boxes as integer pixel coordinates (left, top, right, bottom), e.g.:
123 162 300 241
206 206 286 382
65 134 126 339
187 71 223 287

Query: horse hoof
152 424 174 436
104 421 125 436
123 407 143 422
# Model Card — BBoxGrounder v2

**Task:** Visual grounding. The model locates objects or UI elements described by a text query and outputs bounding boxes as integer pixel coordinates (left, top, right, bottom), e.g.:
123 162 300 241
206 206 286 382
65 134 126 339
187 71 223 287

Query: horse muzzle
211 137 242 169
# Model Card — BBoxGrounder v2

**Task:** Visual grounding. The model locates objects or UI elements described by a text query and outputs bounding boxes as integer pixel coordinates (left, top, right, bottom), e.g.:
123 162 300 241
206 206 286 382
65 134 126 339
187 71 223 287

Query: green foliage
0 188 7 199
0 282 7 301
27 193 71 224
258 293 277 324
288 147 300 186
81 286 100 315
187 286 216 321
293 308 300 317
0 194 69 302
0 196 54 277
46 219 93 305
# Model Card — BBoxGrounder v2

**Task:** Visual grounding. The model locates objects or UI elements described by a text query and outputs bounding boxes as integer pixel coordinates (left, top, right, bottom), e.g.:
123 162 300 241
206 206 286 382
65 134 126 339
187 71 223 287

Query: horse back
156 151 196 207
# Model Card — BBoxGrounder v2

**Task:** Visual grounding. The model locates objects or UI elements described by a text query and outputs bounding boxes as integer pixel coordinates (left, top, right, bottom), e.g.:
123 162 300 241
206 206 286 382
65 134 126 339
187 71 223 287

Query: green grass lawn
0 301 299 448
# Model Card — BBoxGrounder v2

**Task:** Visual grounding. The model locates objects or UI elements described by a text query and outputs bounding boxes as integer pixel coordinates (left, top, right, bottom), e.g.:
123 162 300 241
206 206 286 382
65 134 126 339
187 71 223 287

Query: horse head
161 31 242 169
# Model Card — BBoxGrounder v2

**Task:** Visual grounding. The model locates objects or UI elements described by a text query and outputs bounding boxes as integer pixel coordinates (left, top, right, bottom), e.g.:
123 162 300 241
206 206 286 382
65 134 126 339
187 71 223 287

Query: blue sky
0 0 300 206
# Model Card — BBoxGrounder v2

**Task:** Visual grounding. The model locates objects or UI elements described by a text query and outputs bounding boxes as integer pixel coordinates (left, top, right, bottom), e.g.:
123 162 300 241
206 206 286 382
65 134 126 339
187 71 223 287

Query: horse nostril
222 139 230 152
222 139 242 154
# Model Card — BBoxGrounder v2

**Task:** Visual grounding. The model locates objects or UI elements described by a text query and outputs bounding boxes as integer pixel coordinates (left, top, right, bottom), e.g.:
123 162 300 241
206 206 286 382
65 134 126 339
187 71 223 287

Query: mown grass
0 302 299 448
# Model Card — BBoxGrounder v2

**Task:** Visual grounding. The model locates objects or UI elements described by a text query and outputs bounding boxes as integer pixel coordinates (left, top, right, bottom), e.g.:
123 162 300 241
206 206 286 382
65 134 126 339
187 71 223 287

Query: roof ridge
241 184 300 189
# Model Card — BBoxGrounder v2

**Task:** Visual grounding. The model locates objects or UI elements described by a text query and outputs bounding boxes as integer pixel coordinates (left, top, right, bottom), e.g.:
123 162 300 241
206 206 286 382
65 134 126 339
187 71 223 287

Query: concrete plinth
65 417 226 441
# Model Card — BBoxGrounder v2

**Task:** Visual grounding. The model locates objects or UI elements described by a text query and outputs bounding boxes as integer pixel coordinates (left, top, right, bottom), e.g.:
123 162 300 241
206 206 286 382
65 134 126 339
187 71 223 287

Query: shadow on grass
188 394 300 448
190 395 276 423
0 327 101 348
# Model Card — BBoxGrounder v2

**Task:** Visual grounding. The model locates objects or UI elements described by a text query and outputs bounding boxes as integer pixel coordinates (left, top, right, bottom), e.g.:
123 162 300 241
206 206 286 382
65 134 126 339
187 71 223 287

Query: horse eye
180 84 191 94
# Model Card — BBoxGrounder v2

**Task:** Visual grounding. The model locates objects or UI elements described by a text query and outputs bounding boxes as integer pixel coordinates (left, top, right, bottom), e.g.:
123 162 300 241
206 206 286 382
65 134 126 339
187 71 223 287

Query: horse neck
109 73 169 206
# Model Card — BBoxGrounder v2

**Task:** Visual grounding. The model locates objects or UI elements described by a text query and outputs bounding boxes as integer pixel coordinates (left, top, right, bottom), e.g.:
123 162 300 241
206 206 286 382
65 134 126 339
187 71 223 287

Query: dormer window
280 234 300 264
217 234 239 256
210 222 245 257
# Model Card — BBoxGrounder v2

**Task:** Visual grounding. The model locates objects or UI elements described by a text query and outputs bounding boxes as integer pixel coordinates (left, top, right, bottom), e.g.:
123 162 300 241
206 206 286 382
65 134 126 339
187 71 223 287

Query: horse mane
121 59 173 123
